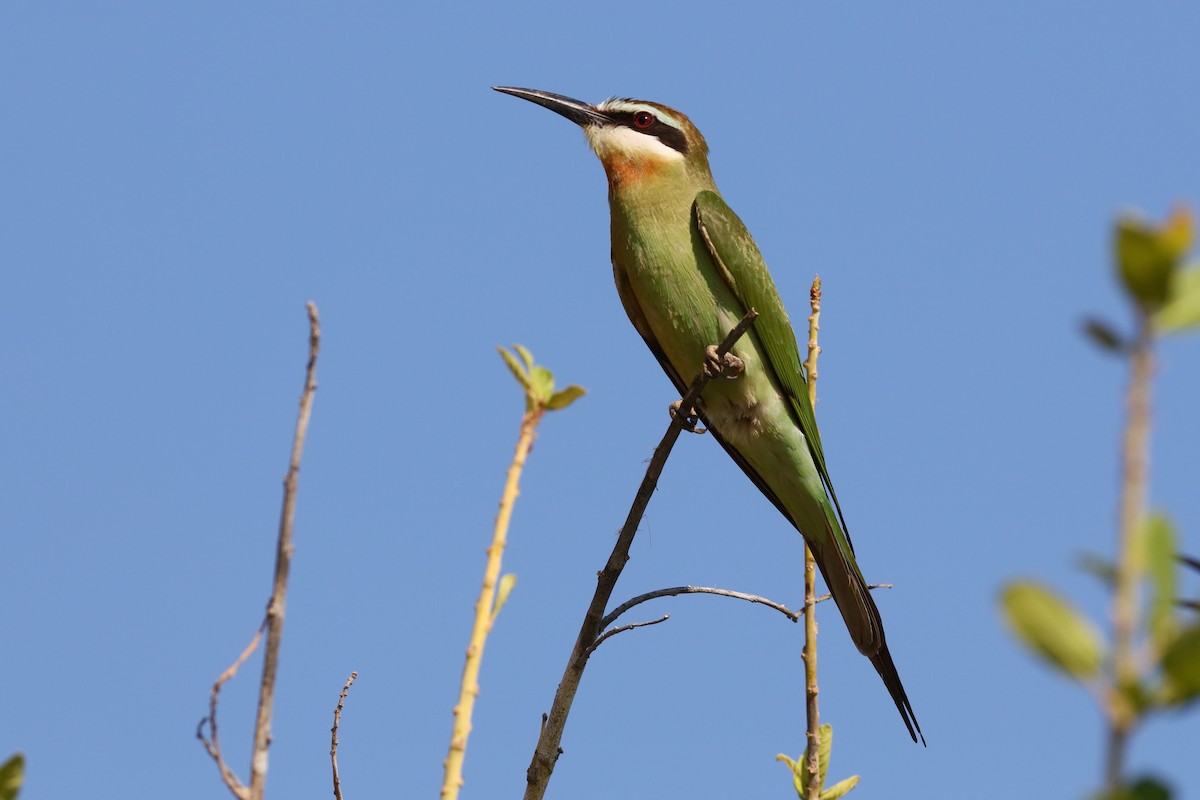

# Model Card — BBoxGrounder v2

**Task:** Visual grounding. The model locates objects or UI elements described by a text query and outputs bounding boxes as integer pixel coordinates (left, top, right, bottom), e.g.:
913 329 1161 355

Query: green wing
692 189 850 542
693 190 924 745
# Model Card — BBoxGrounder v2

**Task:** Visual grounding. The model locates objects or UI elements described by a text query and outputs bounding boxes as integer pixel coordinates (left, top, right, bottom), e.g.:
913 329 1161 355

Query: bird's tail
808 531 925 745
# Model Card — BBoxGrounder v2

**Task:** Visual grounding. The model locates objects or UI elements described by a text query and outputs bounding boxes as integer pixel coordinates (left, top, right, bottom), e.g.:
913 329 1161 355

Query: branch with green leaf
440 346 584 800
1001 207 1200 800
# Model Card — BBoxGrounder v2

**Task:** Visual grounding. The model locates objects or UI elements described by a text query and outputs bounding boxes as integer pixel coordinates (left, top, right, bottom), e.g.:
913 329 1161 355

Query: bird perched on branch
494 86 922 744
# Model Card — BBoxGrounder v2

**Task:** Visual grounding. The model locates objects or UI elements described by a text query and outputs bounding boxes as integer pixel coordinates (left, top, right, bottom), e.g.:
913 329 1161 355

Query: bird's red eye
634 111 654 128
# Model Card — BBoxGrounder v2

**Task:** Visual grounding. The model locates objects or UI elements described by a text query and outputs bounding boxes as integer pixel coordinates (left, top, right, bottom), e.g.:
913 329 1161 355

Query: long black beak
492 86 609 128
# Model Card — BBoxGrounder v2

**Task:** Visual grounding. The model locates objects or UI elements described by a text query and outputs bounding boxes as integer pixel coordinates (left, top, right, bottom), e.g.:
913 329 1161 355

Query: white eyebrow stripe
596 98 686 132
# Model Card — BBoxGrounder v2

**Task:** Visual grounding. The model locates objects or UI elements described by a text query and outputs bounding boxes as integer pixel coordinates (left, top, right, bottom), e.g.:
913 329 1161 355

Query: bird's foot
703 345 744 380
669 400 706 434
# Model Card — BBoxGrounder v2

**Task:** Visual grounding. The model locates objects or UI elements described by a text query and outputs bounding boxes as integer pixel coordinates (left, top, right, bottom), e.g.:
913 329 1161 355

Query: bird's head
493 86 711 187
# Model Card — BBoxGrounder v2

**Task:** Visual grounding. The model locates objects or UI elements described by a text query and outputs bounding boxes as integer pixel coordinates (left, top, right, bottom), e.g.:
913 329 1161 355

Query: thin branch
604 586 803 625
443 399 545 800
198 303 321 800
252 302 321 800
802 276 822 800
331 672 357 800
602 583 892 631
586 615 671 654
1107 316 1153 793
197 621 266 800
523 309 758 800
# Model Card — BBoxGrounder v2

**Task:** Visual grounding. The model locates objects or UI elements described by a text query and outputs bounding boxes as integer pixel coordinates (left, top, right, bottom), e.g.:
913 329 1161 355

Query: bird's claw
703 345 744 380
669 400 706 434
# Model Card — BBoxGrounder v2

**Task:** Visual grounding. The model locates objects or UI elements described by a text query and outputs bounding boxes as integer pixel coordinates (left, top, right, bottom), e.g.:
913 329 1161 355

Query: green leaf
1143 514 1179 653
1161 623 1200 706
497 346 531 390
1119 677 1154 716
1116 216 1179 311
1000 581 1104 679
528 365 555 402
1128 776 1173 800
821 775 860 800
1083 317 1128 352
1077 551 1118 587
0 753 23 800
513 343 535 372
815 723 832 790
545 384 587 411
1155 265 1200 334
775 753 805 797
491 573 517 623
776 723 837 798
1092 776 1173 800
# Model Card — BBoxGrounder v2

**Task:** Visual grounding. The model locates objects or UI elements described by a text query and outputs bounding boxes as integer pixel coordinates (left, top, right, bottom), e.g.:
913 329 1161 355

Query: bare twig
523 309 758 800
802 277 822 800
602 583 892 633
604 585 803 626
331 672 357 800
196 303 321 800
246 301 321 800
197 622 267 800
586 615 671 654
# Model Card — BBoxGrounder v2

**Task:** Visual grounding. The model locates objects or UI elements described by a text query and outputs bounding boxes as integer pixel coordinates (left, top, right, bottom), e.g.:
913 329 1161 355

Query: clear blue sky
3 3 1198 798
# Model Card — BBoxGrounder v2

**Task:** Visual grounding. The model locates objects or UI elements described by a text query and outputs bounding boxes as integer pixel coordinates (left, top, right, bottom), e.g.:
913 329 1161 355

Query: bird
493 86 923 745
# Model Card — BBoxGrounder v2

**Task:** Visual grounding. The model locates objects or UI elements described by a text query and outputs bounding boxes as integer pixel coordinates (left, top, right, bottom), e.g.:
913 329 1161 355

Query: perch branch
522 309 758 800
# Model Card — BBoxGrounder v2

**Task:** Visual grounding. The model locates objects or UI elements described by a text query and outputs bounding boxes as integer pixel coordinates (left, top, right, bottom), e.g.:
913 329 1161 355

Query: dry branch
197 302 322 800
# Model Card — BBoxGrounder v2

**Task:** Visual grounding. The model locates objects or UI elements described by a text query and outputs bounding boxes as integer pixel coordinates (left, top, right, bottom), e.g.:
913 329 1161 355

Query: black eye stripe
607 110 689 156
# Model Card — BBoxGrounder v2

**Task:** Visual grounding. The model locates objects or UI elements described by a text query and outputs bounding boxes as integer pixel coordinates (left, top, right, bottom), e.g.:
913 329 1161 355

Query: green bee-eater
494 86 922 744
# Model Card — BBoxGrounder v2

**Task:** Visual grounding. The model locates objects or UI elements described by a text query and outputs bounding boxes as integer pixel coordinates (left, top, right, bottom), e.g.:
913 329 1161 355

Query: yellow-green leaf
546 384 587 411
822 775 860 800
1155 265 1200 334
815 723 832 790
1143 514 1178 653
497 346 531 389
1000 581 1104 679
1116 216 1178 311
776 753 805 797
491 573 517 623
1161 623 1200 706
513 344 535 372
1160 205 1195 259
529 365 555 402
0 753 23 800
